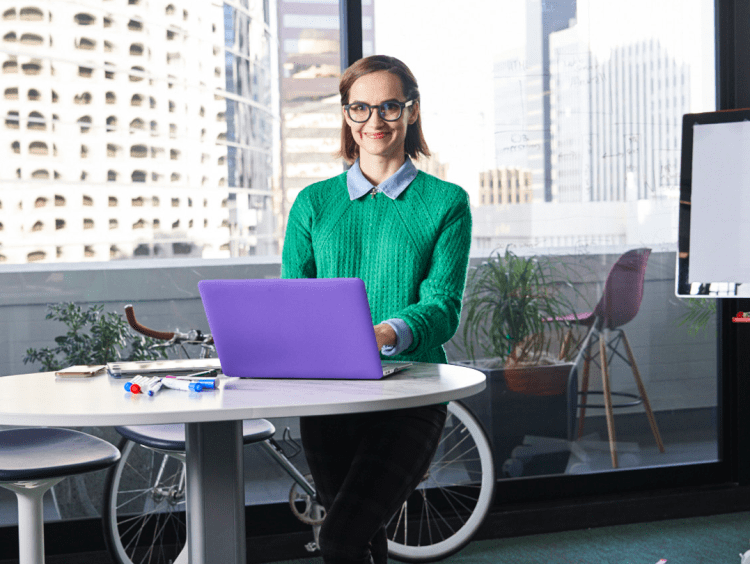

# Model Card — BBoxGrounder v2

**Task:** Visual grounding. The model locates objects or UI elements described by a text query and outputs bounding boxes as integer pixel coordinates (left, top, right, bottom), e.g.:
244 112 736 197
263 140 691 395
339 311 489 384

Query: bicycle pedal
304 542 319 553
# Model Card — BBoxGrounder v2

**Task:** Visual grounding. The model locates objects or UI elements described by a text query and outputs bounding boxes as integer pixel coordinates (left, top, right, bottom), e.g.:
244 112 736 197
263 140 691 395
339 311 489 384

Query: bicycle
102 305 496 564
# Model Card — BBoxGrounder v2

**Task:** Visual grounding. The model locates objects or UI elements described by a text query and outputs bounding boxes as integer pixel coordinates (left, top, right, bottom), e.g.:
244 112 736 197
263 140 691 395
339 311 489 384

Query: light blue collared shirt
347 157 418 201
346 158 417 356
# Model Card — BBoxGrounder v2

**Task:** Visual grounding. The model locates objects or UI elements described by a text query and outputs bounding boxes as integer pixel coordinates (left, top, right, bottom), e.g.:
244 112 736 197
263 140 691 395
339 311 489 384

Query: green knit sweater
281 170 472 364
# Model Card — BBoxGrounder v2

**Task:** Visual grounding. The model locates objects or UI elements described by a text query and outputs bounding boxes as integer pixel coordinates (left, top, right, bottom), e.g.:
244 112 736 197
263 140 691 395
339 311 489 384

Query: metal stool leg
1 477 64 564
599 329 619 468
620 331 665 453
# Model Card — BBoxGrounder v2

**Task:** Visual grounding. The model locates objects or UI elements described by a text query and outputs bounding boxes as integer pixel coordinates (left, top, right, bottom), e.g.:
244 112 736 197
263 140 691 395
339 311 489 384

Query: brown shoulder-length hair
336 55 430 164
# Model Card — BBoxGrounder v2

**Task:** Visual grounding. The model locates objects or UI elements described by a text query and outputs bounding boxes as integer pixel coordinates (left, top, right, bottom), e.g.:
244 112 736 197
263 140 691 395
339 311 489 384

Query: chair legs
576 327 665 469
599 329 619 468
1 477 64 564
620 331 665 454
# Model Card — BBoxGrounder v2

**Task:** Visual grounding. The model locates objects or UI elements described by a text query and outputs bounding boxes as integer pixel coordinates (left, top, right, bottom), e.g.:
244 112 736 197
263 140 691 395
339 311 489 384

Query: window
130 145 147 158
129 66 145 81
78 116 92 133
74 92 92 105
4 87 18 99
11 141 20 153
2 59 18 73
20 33 43 46
106 92 116 104
131 94 143 106
77 37 96 50
372 0 717 487
20 7 44 21
29 142 48 156
22 61 42 75
28 112 45 130
74 13 95 25
128 19 143 31
27 89 40 101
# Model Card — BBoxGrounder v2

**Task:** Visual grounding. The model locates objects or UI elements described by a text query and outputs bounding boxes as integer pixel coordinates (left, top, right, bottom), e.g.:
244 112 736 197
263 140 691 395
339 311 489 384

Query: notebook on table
197 278 413 380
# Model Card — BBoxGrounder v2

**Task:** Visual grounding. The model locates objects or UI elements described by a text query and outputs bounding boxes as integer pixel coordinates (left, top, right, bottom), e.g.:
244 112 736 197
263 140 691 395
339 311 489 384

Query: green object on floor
268 511 750 564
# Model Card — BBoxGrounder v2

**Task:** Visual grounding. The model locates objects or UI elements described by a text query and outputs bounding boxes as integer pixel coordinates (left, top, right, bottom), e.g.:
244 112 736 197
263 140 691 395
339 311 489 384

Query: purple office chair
554 248 664 468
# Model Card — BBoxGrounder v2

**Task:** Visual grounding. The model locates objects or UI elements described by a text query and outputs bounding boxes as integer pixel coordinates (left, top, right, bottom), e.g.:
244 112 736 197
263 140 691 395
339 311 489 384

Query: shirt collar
347 158 418 201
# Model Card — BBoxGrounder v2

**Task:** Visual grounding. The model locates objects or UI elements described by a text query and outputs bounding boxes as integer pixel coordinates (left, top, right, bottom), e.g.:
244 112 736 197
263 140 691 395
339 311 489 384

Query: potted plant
453 247 591 476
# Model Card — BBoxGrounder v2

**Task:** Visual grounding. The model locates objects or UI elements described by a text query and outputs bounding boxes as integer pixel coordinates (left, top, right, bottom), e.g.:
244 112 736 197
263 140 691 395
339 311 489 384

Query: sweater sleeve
281 190 317 279
398 193 472 357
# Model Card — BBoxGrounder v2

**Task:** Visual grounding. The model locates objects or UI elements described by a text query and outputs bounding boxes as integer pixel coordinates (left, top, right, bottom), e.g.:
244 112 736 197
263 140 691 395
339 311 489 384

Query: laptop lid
198 278 385 379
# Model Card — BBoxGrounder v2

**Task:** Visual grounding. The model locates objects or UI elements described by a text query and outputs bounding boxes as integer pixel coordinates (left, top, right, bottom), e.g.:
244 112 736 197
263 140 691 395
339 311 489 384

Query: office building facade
0 0 279 263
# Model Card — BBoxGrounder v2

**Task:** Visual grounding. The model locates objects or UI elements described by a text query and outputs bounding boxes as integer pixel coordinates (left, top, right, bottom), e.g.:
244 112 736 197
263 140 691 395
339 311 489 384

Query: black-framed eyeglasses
343 100 415 123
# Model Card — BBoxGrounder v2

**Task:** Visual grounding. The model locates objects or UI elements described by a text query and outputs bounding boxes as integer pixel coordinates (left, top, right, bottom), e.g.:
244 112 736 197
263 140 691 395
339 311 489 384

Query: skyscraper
0 0 279 263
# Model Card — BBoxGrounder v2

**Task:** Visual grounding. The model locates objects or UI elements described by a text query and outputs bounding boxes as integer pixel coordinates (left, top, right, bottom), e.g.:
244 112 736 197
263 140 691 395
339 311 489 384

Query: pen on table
146 378 164 396
166 376 217 389
161 378 203 392
130 376 158 394
179 369 219 379
124 375 145 393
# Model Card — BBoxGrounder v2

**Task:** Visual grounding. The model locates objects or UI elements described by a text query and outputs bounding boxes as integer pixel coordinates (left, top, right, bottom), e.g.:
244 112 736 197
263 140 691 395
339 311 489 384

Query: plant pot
503 361 573 396
454 359 578 477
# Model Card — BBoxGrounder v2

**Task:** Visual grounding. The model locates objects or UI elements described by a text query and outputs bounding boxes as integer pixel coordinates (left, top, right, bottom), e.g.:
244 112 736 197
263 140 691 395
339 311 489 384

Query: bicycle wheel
386 400 495 563
103 438 187 564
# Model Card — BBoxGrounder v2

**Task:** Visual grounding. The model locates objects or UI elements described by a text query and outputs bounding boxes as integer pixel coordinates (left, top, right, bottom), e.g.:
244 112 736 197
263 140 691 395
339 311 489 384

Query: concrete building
478 168 533 206
493 0 577 203
0 0 279 263
550 28 690 203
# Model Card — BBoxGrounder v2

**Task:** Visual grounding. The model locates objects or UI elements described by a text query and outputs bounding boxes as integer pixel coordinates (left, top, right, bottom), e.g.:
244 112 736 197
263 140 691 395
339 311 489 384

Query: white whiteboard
688 120 750 285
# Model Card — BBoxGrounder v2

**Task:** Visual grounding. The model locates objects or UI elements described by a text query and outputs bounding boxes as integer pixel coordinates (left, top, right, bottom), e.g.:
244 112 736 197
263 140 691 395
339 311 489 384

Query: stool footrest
577 390 643 409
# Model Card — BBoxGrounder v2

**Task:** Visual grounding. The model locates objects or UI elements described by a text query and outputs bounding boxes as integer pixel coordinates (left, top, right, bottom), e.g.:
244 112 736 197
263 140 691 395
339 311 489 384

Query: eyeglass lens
347 102 404 122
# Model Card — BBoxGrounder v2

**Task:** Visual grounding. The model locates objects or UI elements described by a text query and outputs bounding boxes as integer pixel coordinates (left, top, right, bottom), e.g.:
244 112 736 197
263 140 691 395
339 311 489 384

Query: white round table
0 363 485 564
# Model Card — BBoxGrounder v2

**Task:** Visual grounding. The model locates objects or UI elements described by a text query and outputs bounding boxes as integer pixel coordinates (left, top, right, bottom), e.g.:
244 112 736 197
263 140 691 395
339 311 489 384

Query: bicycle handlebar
124 305 177 341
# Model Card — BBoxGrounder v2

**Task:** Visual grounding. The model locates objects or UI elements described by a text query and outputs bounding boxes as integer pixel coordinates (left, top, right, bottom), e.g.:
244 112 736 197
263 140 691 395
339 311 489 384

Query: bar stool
114 419 276 455
0 427 121 564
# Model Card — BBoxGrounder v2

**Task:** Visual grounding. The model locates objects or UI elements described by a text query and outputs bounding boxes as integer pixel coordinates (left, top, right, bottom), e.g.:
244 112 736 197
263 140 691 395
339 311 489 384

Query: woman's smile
363 132 389 139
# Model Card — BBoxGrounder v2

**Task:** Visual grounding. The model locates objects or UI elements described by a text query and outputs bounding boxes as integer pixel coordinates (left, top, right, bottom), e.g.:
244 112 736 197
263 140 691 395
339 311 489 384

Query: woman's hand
374 323 397 351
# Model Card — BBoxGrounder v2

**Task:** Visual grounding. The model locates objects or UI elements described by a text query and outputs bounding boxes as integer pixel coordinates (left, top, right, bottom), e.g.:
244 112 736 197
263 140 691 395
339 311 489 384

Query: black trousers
299 403 448 564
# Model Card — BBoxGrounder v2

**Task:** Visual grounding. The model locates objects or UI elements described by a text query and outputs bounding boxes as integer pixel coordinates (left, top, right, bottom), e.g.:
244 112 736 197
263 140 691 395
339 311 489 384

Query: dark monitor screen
676 108 750 297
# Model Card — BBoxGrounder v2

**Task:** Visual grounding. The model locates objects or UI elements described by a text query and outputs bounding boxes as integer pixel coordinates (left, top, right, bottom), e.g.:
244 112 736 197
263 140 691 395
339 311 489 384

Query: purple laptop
198 278 411 380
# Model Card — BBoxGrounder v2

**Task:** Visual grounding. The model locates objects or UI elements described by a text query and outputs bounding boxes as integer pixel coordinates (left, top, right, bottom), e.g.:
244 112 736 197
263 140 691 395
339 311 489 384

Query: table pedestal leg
185 420 245 564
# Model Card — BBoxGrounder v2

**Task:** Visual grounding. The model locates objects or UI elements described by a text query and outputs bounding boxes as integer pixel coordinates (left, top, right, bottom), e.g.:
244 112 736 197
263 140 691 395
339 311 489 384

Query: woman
281 55 472 564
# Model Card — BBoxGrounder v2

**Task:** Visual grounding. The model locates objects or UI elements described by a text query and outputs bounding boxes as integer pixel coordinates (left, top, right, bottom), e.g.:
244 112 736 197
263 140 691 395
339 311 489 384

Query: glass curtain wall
0 0 280 263
373 0 718 477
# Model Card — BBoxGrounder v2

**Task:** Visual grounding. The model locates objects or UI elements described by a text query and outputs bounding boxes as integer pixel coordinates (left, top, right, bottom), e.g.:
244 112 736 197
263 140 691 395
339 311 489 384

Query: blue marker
172 377 216 389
